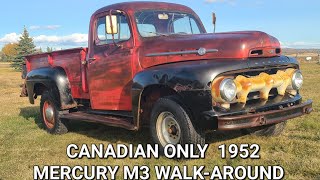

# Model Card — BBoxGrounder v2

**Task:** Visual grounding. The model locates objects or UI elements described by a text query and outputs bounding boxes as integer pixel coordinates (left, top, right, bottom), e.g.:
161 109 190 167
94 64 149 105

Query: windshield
135 10 204 37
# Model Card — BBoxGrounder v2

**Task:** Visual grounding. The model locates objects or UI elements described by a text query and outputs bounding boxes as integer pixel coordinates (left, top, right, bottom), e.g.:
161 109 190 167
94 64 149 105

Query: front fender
131 60 240 129
26 67 77 110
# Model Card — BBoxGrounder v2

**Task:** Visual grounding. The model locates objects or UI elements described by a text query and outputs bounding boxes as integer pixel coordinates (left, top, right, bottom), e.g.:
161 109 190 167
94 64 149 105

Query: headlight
292 70 303 90
219 78 237 102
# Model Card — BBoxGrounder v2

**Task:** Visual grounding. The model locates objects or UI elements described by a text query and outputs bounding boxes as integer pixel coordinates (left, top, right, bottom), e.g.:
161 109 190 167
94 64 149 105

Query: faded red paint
80 50 89 93
87 42 133 110
48 54 53 66
26 48 89 99
139 31 280 69
25 1 282 111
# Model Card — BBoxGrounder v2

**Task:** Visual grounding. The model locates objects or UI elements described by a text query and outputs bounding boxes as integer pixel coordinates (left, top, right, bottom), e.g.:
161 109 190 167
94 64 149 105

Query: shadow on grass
19 106 245 144
206 130 244 144
19 106 43 128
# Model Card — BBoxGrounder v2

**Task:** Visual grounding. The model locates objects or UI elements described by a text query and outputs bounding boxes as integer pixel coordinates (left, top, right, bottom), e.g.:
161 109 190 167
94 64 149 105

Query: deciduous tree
1 43 18 62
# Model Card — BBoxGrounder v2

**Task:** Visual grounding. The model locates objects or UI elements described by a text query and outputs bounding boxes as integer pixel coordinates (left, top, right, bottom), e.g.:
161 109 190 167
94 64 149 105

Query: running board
61 112 137 131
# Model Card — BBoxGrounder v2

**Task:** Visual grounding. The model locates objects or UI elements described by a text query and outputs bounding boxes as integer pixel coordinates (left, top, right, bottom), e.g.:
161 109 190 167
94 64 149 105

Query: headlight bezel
219 78 237 102
291 70 303 90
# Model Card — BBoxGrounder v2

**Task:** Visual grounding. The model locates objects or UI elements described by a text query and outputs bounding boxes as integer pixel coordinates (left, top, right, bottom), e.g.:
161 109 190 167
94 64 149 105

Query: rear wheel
242 121 287 136
150 97 205 154
40 91 68 134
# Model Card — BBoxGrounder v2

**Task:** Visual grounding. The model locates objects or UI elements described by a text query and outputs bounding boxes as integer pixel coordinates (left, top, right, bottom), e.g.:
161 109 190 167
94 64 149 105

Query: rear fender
25 67 77 110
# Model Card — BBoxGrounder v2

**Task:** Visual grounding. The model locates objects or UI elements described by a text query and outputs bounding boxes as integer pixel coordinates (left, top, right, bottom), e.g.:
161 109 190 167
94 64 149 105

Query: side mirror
106 15 118 34
212 12 217 33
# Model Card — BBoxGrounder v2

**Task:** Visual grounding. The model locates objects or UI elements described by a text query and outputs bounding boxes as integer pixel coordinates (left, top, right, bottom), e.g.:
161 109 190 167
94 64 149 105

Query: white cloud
29 26 41 30
45 25 61 30
0 33 20 43
281 41 320 49
0 33 88 49
33 33 88 44
205 0 236 5
204 0 263 6
30 25 61 30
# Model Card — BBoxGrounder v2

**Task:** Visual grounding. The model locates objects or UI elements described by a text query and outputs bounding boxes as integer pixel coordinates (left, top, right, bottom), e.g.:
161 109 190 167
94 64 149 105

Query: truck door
87 12 133 111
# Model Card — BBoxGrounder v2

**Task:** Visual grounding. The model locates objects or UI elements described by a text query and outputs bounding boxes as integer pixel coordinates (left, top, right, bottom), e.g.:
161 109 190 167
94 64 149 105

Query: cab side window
96 14 131 45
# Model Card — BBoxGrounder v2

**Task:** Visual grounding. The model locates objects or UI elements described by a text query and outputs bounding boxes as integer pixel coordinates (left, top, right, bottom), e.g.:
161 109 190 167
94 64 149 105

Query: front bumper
204 99 313 131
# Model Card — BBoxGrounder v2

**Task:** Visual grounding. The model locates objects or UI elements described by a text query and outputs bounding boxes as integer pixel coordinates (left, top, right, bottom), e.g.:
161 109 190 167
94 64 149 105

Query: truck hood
139 31 281 69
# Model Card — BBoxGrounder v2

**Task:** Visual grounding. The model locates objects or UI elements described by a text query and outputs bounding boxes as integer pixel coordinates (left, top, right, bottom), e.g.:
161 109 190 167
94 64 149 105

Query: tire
150 97 205 154
242 121 287 137
40 90 69 134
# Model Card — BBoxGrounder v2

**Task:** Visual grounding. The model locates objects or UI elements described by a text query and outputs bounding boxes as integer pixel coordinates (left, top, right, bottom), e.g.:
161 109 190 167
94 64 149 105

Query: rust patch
20 83 28 97
211 76 225 103
174 84 193 92
217 100 312 130
61 102 78 110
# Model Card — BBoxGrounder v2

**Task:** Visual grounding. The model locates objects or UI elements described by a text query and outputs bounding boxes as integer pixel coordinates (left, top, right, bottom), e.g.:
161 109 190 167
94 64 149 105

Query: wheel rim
43 101 55 129
156 111 181 146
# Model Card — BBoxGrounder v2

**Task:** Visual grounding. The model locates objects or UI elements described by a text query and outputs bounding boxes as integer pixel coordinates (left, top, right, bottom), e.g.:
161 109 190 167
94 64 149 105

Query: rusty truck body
21 2 312 149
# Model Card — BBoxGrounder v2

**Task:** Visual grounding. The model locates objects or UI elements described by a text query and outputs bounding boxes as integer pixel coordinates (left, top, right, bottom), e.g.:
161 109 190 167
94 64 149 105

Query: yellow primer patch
212 68 297 104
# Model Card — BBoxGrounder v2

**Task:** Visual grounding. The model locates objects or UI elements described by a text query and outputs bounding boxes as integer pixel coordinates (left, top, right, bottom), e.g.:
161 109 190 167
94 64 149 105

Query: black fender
25 67 77 110
131 56 299 130
132 59 246 130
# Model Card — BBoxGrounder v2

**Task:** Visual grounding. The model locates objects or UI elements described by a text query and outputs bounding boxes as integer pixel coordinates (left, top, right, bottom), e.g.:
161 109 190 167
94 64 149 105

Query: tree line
0 27 54 70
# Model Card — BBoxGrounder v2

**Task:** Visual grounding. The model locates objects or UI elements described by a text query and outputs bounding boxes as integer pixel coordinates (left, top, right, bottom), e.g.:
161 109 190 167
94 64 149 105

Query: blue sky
0 0 319 49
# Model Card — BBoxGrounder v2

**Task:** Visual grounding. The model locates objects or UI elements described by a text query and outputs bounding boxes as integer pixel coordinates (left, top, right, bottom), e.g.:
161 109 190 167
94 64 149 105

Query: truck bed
24 47 89 99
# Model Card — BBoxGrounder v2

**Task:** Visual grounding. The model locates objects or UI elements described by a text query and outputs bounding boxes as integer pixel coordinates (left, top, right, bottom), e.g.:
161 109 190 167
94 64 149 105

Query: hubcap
156 112 181 146
43 101 55 129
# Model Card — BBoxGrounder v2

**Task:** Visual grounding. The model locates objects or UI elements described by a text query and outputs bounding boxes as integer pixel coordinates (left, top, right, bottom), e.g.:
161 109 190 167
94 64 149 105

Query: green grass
0 62 319 179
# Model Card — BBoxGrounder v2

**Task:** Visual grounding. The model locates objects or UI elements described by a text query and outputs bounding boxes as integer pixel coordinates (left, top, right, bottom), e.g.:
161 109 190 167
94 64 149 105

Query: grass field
0 62 319 179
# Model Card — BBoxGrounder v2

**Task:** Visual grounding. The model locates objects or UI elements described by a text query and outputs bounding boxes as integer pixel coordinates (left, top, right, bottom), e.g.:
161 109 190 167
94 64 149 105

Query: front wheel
40 91 69 134
150 97 205 153
242 121 287 136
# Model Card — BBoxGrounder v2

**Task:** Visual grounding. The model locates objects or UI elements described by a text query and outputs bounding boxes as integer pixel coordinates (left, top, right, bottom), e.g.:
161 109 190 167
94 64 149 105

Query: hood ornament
198 47 207 56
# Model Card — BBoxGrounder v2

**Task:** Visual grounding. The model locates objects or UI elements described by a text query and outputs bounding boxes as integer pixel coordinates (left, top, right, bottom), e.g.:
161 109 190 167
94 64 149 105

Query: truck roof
93 1 195 15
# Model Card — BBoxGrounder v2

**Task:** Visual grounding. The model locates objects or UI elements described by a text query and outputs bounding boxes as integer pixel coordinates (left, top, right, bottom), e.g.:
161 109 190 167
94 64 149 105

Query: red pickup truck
21 2 312 150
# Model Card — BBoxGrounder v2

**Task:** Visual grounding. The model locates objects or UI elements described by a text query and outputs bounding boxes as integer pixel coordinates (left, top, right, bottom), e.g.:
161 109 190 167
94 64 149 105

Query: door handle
82 57 96 65
87 57 96 64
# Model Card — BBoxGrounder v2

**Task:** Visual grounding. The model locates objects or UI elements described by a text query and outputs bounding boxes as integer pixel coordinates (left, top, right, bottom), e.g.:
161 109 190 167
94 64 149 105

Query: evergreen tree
12 27 36 70
38 47 43 53
46 47 53 52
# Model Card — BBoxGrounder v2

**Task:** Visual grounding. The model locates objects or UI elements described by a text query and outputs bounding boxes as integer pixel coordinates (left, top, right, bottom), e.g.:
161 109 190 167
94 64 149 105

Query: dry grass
0 62 319 179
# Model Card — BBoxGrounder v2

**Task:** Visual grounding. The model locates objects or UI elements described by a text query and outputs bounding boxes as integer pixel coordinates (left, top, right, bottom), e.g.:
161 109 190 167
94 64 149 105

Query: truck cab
22 2 312 150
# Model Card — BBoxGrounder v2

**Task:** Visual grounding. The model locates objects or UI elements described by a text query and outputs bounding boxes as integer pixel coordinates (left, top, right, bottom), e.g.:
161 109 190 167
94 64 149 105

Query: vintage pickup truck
21 2 312 150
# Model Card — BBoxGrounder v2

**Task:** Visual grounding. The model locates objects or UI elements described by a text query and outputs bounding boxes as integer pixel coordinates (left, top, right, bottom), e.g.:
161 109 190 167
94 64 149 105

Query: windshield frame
134 9 206 38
